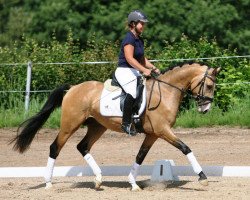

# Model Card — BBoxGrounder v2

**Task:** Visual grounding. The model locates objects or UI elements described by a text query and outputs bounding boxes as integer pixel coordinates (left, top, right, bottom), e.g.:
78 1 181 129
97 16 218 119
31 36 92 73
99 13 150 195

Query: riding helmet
128 10 149 24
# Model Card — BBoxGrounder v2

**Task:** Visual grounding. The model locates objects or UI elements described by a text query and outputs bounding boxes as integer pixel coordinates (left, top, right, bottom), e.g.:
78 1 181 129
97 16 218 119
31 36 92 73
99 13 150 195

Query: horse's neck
161 64 205 90
150 65 205 124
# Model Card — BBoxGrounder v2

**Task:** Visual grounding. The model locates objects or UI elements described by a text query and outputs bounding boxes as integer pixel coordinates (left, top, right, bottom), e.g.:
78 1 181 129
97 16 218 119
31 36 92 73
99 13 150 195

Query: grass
175 98 250 128
0 96 249 129
0 97 61 128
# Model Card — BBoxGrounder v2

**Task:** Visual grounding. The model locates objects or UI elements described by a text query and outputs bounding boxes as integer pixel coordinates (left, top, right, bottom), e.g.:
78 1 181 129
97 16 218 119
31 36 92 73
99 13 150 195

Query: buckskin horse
11 62 220 191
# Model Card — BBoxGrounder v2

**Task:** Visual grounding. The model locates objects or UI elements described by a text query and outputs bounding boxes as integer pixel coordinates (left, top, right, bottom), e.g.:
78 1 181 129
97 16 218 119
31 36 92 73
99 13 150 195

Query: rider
115 10 160 136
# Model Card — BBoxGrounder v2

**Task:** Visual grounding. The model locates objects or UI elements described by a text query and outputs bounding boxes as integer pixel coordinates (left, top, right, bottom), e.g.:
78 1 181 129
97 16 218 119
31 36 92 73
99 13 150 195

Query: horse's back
68 81 103 94
62 81 104 108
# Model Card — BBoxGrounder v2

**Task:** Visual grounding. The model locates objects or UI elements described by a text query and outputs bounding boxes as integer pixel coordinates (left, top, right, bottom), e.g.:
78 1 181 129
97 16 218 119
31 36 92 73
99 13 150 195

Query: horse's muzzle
198 102 211 113
194 95 213 113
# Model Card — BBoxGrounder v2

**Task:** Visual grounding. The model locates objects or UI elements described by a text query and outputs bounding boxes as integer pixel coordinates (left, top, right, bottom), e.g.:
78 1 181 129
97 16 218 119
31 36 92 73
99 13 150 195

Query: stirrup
121 123 137 136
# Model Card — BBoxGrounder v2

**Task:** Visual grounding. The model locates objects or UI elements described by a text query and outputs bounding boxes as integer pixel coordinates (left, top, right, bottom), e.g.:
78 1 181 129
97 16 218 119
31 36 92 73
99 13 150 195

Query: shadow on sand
28 179 207 192
70 179 206 191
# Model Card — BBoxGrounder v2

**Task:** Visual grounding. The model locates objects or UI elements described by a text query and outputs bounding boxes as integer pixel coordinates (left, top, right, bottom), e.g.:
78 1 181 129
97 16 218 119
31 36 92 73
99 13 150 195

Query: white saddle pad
100 80 146 117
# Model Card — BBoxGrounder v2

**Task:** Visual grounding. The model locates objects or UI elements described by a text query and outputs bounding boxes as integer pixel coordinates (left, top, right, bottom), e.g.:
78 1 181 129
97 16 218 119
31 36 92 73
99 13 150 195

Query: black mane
161 61 210 74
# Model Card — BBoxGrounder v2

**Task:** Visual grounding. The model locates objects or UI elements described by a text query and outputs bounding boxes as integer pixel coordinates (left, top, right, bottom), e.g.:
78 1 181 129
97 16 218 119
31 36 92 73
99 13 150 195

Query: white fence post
25 61 32 112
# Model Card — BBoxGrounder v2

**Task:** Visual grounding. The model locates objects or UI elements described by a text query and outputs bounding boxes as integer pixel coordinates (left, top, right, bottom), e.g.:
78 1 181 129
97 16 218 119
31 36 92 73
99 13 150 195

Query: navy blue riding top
118 31 144 68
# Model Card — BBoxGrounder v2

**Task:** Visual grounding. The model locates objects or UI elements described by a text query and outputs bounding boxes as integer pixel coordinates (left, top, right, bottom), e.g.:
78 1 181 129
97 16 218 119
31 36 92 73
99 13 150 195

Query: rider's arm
144 57 161 74
124 44 151 75
144 57 156 70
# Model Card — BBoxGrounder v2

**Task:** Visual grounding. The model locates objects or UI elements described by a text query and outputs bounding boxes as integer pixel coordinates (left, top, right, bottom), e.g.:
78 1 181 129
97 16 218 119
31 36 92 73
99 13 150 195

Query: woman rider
115 10 160 136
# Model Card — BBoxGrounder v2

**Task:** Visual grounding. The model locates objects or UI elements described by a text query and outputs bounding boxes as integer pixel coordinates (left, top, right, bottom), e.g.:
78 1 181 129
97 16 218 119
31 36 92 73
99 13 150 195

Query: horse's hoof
198 171 208 186
94 179 102 189
199 178 209 186
45 182 53 189
131 184 142 191
94 175 102 189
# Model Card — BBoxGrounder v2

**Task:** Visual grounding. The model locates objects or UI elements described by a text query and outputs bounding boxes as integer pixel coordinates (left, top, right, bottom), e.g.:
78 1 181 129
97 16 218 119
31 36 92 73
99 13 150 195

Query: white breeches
115 67 141 99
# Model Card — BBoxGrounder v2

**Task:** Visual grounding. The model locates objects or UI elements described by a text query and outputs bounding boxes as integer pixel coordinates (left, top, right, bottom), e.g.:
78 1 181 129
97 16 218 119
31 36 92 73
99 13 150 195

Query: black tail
10 84 71 153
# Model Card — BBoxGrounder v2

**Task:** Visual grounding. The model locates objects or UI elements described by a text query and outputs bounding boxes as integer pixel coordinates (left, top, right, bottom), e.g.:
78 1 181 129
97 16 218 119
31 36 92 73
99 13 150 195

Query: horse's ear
212 67 221 76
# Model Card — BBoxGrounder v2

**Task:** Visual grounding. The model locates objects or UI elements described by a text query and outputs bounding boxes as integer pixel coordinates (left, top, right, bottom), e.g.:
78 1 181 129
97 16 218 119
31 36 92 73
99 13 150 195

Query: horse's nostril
202 110 208 114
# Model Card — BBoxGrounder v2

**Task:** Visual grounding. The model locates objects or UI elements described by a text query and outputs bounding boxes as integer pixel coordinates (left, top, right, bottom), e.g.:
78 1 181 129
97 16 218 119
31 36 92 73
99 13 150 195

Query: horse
11 62 220 191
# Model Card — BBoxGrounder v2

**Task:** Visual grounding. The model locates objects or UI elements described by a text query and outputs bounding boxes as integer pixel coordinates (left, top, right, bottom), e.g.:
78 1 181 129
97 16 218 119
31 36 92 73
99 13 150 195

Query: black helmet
128 10 149 24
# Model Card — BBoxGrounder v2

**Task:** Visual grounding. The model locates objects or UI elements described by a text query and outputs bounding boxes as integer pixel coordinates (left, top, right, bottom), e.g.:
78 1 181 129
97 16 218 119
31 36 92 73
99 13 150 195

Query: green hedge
0 34 249 110
155 36 250 110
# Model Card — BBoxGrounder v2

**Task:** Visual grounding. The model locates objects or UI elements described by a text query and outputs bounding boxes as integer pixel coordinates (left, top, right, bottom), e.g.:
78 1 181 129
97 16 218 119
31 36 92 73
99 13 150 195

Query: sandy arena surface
0 127 250 200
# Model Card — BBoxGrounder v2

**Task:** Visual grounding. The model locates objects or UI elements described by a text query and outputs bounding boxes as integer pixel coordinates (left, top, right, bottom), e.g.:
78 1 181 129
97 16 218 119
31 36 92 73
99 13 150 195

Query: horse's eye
207 85 213 90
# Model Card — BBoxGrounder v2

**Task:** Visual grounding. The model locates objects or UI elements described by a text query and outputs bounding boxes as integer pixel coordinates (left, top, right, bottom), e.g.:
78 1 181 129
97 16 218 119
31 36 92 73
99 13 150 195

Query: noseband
149 68 216 108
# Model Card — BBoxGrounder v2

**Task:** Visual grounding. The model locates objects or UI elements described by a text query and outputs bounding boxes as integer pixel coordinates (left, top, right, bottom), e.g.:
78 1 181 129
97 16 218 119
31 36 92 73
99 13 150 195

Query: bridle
148 68 216 109
190 68 216 106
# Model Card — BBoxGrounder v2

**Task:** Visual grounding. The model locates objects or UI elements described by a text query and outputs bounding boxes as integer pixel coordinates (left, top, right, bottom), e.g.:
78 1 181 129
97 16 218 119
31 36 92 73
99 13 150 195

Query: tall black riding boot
121 94 137 136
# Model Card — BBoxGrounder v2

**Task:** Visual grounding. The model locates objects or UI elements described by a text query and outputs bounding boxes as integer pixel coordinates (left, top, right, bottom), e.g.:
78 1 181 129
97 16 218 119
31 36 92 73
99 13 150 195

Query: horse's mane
161 61 210 74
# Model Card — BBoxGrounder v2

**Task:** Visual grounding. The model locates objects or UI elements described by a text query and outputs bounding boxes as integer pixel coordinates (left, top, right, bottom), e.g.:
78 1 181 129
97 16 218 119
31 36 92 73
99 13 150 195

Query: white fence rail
1 55 250 66
1 160 250 181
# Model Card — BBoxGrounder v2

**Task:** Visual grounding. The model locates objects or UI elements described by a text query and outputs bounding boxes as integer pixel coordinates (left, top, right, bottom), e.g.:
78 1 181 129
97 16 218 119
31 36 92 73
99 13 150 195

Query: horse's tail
10 84 71 153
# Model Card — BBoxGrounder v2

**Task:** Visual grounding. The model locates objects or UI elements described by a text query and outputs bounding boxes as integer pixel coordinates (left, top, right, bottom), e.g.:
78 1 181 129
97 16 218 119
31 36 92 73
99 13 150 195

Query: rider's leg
121 93 136 135
115 67 141 136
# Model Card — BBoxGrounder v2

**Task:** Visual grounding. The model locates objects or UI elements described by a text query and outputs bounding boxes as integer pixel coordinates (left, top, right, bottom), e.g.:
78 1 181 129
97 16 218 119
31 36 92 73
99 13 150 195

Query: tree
223 0 250 54
0 0 249 54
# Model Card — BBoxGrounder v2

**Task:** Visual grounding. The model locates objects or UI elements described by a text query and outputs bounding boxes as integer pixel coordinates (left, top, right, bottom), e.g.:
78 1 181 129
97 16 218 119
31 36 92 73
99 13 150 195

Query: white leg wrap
187 152 202 174
84 153 102 176
128 163 140 187
44 157 55 183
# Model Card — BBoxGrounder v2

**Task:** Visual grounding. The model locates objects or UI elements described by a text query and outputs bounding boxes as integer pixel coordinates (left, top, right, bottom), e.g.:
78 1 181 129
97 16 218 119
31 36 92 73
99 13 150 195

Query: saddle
100 74 147 133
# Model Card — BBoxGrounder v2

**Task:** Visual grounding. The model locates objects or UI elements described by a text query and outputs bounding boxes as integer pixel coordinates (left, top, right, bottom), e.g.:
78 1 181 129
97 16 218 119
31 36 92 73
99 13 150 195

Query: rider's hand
143 68 152 77
152 67 161 75
154 68 161 75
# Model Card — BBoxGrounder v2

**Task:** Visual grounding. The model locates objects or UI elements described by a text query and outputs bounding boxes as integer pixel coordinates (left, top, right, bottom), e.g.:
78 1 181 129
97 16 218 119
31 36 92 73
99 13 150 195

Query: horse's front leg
129 134 157 191
160 126 208 186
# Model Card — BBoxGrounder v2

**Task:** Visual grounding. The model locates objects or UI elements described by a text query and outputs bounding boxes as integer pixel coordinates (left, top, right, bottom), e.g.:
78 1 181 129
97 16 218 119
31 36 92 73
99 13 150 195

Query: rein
148 68 216 109
147 74 186 110
147 79 162 110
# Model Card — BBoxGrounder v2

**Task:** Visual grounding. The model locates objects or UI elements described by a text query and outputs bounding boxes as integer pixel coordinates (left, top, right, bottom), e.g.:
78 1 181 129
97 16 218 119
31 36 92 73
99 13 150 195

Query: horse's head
190 67 221 113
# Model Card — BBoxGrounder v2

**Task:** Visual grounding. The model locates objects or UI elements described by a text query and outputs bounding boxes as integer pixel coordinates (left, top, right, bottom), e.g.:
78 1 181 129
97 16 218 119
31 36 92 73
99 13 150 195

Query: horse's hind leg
160 126 208 186
77 118 107 189
44 107 86 189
